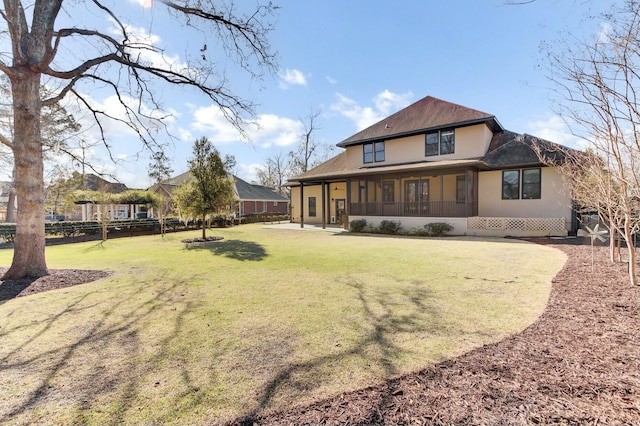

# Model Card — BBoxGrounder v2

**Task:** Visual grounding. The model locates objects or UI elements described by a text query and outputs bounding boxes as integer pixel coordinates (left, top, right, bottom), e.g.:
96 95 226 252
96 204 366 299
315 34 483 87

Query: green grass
0 225 566 425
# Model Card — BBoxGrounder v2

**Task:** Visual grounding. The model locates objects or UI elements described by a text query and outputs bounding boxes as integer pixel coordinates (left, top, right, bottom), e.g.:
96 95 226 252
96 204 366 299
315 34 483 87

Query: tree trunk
6 186 16 223
2 72 47 279
609 223 616 262
202 214 207 239
623 217 638 286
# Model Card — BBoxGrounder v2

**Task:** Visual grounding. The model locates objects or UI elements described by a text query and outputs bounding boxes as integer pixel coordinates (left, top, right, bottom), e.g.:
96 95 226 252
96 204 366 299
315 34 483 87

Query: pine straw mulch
1 240 638 424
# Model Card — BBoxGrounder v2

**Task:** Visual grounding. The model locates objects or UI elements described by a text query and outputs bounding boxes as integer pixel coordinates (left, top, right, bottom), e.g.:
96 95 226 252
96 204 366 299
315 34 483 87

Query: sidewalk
262 222 346 233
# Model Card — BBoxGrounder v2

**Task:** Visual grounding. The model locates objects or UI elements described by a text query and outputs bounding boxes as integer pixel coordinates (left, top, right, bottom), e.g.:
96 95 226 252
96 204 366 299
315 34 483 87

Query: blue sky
21 0 616 188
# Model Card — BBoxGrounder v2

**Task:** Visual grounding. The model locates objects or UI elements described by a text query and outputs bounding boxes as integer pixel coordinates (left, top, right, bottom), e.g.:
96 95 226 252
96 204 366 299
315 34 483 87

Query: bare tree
544 0 639 285
288 110 321 177
0 1 277 279
255 152 289 196
0 75 82 223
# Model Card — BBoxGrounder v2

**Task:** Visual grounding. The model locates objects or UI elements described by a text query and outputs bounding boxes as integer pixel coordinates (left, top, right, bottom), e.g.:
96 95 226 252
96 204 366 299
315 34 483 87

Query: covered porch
295 166 478 229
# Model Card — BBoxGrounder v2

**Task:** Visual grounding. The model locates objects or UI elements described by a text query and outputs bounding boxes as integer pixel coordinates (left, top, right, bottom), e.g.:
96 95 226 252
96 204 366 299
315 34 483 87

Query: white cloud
331 90 413 131
597 22 613 44
191 105 303 147
279 68 307 88
326 76 338 85
235 162 263 183
373 90 413 116
176 127 194 142
526 115 587 149
191 105 242 143
127 0 153 7
68 92 175 140
107 18 189 74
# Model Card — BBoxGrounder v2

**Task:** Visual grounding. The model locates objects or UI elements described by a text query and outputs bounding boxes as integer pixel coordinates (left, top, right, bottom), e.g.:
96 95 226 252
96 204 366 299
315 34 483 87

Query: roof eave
289 159 485 183
336 117 503 148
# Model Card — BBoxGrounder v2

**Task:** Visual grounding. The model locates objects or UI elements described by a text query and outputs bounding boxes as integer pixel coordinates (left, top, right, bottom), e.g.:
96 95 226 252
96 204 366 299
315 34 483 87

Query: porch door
421 180 430 215
404 180 418 216
335 199 345 224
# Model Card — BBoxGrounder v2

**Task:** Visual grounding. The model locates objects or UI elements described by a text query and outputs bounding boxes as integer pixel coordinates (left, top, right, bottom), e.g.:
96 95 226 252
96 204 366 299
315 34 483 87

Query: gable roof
233 175 289 202
337 96 503 147
75 173 128 193
152 172 288 202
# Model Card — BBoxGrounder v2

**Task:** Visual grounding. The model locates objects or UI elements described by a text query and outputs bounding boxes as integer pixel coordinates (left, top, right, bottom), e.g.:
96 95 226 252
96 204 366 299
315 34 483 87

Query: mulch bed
0 268 111 301
181 236 224 243
1 240 638 424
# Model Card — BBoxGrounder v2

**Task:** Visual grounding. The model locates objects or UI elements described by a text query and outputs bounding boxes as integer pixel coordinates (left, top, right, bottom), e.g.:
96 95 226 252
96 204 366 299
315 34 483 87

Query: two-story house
287 96 576 237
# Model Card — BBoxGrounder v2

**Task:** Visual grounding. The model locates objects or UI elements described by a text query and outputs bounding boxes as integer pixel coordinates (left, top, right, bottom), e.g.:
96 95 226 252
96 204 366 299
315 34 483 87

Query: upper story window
363 141 385 163
425 129 455 156
502 168 541 200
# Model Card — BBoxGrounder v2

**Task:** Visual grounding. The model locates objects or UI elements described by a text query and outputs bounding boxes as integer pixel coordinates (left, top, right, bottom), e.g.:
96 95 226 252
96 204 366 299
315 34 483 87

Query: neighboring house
287 95 576 237
234 178 290 216
0 181 13 222
69 173 149 221
150 172 289 218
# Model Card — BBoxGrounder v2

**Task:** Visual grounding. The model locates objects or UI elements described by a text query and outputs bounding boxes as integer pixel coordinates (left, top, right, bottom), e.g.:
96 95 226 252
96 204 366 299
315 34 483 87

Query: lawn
0 225 566 425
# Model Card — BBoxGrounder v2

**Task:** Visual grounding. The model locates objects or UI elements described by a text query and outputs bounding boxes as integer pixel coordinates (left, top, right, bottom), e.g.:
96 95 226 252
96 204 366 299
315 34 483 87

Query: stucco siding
343 124 492 169
349 215 468 235
478 167 572 228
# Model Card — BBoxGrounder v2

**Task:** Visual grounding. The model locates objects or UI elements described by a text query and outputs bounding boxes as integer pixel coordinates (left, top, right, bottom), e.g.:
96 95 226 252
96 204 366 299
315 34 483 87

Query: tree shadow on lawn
235 275 447 424
183 239 267 262
0 279 207 425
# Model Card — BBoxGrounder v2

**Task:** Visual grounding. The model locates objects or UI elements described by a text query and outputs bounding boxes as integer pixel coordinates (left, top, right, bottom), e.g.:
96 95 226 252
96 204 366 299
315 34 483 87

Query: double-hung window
521 169 541 199
364 141 385 163
502 169 541 200
425 129 455 156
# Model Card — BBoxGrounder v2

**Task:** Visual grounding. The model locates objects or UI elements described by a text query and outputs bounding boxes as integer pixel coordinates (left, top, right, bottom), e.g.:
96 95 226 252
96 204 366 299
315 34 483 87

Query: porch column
321 180 326 229
299 182 304 228
440 172 444 217
464 170 469 217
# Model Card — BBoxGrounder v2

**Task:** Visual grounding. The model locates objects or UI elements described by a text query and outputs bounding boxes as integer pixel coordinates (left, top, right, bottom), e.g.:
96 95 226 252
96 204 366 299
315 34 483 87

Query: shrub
421 222 453 237
378 220 402 235
349 219 368 233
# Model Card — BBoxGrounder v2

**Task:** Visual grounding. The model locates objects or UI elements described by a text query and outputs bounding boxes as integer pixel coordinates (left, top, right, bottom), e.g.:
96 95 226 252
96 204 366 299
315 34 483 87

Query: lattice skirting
468 217 566 233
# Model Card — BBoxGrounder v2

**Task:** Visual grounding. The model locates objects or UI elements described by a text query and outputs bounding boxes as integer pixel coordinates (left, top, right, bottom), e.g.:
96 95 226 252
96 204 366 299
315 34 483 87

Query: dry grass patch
0 225 566 424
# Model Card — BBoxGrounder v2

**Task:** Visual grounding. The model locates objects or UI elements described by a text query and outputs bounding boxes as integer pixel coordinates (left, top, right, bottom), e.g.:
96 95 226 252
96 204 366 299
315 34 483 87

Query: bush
349 219 368 233
378 220 402 235
419 222 453 237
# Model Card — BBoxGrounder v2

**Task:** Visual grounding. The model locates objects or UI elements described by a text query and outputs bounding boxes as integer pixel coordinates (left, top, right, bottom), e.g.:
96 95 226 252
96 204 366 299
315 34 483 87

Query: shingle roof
337 96 502 147
482 131 572 168
234 175 288 201
82 174 128 193
288 157 484 183
287 130 575 184
153 172 288 202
